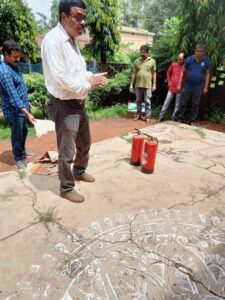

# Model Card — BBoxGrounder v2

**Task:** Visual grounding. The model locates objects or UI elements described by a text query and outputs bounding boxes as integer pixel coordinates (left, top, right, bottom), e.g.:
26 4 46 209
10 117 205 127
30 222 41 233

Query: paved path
0 122 225 299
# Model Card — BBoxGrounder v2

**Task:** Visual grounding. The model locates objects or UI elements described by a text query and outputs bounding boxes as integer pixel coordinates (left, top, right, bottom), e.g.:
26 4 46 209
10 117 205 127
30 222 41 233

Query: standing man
0 40 35 170
129 44 157 124
41 0 108 203
177 44 211 125
158 53 185 122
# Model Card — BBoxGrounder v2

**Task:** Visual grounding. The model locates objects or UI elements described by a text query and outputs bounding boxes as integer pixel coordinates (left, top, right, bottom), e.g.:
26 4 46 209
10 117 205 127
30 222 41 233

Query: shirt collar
3 60 19 72
57 22 77 44
193 54 205 63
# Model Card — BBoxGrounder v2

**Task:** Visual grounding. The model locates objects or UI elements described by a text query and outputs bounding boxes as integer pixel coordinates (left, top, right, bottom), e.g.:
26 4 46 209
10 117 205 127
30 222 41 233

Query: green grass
88 104 127 120
0 116 36 141
37 206 61 232
194 126 207 138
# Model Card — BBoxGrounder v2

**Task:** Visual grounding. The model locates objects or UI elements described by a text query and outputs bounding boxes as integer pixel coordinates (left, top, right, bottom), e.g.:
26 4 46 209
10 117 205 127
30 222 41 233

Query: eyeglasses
68 13 86 23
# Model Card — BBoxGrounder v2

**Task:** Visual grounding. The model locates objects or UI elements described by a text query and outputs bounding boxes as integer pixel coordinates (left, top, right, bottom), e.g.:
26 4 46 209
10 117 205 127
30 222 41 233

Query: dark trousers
179 87 202 121
5 115 28 162
47 96 91 193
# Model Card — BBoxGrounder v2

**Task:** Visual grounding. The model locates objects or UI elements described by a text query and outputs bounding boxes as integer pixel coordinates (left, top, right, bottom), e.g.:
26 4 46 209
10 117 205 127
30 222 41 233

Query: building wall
120 31 154 50
36 27 155 51
77 27 155 50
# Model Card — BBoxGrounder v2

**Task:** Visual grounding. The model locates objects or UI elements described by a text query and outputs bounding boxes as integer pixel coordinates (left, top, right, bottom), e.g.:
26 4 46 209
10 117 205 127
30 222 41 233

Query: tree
36 0 59 34
86 0 120 63
177 0 225 68
49 0 59 28
119 0 152 28
0 0 38 61
118 0 180 34
151 17 181 76
143 0 181 34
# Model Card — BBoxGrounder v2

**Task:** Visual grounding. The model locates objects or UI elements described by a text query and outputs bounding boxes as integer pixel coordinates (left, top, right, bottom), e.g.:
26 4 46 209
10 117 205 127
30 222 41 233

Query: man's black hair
195 43 205 50
59 0 86 21
140 44 150 53
2 40 20 57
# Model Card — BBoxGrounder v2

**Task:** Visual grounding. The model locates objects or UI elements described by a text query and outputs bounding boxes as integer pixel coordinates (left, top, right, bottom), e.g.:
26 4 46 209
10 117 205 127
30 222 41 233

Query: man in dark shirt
177 44 211 125
0 40 35 169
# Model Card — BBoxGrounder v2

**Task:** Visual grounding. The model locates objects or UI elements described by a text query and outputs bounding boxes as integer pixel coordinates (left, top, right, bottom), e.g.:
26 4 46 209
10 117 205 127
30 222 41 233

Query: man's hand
177 84 181 93
202 87 208 95
152 85 156 92
129 84 134 93
26 112 36 125
89 72 108 89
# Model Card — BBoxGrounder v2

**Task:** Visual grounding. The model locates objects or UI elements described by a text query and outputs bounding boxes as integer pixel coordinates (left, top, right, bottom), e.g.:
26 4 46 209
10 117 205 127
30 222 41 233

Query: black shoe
158 118 164 123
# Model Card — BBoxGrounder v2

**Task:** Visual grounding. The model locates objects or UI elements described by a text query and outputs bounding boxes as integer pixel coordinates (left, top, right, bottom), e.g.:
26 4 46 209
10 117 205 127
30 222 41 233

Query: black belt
50 95 84 109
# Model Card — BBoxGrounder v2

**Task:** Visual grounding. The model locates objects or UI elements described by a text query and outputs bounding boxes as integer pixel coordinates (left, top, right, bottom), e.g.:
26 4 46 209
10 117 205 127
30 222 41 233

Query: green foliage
87 68 131 108
36 0 59 34
87 104 127 120
0 0 38 60
50 0 59 28
119 0 146 28
206 111 225 124
108 43 138 64
86 0 120 63
177 0 225 68
143 0 180 34
118 0 180 34
151 17 181 76
23 73 49 119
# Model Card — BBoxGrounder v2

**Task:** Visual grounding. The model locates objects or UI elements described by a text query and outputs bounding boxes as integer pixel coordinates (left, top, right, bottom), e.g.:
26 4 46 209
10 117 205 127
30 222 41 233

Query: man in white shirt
41 0 107 203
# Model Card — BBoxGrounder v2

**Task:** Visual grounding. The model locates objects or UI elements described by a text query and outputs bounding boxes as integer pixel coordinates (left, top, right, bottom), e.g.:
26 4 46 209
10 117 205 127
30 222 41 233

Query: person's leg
6 116 26 163
178 89 191 121
55 105 79 193
190 88 202 122
21 117 28 156
144 88 152 120
135 88 144 119
73 110 91 175
159 90 174 120
172 93 181 120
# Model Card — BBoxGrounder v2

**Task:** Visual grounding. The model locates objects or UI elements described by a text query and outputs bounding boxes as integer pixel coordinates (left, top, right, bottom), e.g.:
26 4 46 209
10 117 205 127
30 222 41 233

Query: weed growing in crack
194 127 206 138
120 130 128 138
38 206 61 232
17 170 26 180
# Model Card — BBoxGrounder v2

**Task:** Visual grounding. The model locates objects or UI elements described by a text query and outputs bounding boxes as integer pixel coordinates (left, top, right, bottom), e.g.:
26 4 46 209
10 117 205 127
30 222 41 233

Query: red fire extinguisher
141 139 158 174
130 134 145 166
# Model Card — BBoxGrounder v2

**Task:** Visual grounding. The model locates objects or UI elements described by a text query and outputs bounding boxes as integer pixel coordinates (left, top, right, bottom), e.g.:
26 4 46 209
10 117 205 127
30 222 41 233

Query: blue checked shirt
0 61 29 118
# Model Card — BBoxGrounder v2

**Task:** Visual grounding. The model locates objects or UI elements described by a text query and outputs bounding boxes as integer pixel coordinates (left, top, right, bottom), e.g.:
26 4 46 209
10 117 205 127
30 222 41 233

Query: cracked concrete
0 122 225 299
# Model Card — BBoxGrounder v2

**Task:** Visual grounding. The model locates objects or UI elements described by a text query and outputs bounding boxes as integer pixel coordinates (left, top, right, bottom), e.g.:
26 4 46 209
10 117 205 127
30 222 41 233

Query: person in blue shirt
0 40 35 169
177 44 211 125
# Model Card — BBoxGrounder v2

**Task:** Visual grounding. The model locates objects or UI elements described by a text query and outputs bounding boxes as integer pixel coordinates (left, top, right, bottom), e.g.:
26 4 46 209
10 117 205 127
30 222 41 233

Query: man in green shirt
129 44 157 124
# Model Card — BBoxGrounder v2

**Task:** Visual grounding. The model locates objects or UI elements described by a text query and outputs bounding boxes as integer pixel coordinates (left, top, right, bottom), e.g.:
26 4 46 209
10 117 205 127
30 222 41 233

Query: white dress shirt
41 23 92 100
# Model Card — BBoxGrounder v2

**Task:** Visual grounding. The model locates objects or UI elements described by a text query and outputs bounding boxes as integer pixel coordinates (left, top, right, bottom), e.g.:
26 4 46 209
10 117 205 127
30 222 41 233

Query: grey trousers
136 88 152 119
47 96 91 193
159 90 181 120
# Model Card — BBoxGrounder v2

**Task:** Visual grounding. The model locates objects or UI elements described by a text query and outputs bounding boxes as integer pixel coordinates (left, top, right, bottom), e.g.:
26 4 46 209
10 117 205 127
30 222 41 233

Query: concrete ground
0 122 225 300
